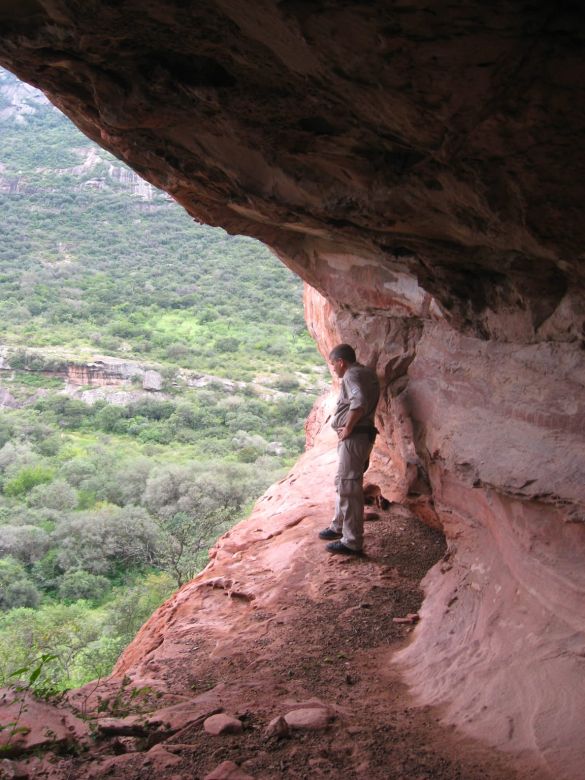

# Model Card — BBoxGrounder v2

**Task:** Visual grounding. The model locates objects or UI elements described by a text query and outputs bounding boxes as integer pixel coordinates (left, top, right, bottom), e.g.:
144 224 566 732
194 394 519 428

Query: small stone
144 744 181 769
203 759 255 779
265 716 289 739
203 713 243 736
392 613 419 624
284 707 332 731
0 760 16 780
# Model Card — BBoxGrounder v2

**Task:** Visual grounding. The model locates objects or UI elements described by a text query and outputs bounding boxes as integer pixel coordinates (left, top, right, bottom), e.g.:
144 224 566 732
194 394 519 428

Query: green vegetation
0 69 325 692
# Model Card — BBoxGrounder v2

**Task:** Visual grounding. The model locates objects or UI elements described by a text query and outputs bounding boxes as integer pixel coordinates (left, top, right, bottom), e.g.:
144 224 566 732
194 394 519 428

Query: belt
351 424 378 437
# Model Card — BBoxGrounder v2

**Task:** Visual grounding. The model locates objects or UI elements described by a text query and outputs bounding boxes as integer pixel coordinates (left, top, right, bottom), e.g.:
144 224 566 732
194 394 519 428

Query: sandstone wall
303 281 585 778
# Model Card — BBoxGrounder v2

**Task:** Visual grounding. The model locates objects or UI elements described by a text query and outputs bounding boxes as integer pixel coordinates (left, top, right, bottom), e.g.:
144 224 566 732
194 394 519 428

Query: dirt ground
23 504 548 780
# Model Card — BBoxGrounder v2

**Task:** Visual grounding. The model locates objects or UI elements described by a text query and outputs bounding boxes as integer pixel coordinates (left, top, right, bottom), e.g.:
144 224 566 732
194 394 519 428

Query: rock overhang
1 1 584 342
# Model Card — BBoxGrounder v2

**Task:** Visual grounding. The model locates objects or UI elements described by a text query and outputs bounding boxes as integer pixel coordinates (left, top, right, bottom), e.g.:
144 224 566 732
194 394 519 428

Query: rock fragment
265 715 289 739
392 613 420 624
203 760 255 779
283 707 332 730
203 713 243 735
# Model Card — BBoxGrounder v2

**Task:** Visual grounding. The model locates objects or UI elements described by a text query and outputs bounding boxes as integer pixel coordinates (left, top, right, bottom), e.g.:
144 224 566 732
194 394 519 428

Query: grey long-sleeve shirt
331 363 380 432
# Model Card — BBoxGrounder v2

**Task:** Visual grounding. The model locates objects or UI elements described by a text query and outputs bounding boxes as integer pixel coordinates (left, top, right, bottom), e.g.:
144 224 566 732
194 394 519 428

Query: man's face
329 357 347 378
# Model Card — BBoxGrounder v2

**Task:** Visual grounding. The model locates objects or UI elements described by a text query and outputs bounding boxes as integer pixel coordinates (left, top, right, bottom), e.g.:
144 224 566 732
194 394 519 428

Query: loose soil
24 506 546 780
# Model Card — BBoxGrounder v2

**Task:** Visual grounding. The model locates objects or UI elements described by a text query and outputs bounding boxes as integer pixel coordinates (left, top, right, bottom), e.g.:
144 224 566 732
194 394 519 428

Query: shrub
0 441 37 475
0 524 51 564
4 464 54 496
53 505 159 575
215 337 240 353
28 479 78 511
57 569 111 603
3 580 41 609
274 373 301 392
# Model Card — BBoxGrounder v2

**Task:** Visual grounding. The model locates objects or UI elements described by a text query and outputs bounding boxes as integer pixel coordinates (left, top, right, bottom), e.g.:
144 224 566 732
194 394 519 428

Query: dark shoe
319 528 342 540
326 540 362 556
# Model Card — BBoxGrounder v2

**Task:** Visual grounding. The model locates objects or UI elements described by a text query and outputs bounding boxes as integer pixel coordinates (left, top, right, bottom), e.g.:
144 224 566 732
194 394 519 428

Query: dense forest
0 69 324 692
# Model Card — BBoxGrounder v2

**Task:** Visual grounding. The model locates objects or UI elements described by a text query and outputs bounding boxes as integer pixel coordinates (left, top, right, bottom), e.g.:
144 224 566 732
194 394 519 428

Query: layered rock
0 2 584 777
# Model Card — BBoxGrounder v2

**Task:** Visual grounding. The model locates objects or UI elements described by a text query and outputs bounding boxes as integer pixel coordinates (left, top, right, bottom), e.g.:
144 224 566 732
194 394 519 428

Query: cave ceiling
1 1 584 339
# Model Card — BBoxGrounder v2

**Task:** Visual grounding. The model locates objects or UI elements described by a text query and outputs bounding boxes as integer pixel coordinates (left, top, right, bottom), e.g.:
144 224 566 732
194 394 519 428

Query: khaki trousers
330 433 373 551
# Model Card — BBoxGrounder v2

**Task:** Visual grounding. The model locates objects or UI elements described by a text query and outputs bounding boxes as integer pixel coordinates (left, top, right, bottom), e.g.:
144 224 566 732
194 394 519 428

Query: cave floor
30 504 547 780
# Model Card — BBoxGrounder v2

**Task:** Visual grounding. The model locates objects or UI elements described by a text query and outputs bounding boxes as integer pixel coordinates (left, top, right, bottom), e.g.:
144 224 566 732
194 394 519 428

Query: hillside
0 68 324 692
0 68 320 382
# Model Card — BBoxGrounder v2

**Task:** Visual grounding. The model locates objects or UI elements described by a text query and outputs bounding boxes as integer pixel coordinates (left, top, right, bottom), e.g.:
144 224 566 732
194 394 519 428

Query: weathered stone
203 713 243 736
0 690 88 757
264 716 289 739
203 760 254 780
143 744 181 769
284 708 332 731
142 370 163 391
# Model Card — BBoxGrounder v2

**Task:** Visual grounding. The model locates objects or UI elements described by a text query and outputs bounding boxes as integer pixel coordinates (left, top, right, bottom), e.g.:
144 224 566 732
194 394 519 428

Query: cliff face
307 288 585 776
1 3 584 777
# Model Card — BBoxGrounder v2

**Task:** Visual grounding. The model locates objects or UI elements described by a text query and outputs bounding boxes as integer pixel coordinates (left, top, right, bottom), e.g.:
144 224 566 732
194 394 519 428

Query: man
319 344 380 555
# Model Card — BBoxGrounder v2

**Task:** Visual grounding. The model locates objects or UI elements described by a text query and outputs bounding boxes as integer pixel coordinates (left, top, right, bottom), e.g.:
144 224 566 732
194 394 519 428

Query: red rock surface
0 3 584 779
0 688 89 757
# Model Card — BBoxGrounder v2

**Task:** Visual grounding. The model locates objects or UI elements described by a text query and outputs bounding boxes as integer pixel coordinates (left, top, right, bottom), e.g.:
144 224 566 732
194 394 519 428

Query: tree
57 569 111 603
28 478 78 511
4 464 54 497
156 508 231 587
3 580 41 609
0 558 41 610
0 524 50 564
53 505 159 575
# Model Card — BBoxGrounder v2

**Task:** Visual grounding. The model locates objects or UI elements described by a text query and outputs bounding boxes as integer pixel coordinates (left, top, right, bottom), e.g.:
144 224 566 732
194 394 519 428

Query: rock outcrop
1 3 584 778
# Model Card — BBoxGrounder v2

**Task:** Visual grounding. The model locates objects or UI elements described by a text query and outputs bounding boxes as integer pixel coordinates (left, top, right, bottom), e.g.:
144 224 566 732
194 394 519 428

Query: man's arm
338 407 363 440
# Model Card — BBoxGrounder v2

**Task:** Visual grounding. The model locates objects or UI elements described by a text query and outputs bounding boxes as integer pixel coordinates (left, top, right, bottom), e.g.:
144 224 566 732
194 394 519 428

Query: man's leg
333 435 372 551
337 477 365 550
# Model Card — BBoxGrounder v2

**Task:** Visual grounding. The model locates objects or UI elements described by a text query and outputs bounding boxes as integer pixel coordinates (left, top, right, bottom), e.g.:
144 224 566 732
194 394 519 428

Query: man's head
328 343 356 378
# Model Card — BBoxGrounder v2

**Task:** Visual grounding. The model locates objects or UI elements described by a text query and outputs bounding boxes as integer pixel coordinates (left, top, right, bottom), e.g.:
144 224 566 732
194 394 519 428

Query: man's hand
337 407 364 441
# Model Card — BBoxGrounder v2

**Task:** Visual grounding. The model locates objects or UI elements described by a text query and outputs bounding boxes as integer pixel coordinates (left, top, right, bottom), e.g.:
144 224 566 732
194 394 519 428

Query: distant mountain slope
0 68 321 383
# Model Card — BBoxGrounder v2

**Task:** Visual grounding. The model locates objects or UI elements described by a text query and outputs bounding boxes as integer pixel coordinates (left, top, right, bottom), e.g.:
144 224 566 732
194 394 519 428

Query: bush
274 373 301 392
0 441 37 475
28 479 78 511
105 572 175 646
0 556 27 589
53 505 159 575
57 569 111 603
4 464 54 496
94 404 128 433
31 549 63 590
0 524 50 564
215 337 240 353
3 580 41 609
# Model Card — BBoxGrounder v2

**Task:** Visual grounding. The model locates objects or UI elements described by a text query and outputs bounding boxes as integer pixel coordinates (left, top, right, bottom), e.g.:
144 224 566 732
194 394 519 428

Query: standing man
319 344 380 555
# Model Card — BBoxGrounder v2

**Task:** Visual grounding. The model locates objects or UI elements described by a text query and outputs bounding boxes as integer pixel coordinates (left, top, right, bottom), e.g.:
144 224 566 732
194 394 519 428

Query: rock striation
0 3 584 778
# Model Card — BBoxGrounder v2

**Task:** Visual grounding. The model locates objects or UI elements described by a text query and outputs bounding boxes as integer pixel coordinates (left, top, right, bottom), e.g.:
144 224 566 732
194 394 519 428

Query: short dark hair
329 343 356 363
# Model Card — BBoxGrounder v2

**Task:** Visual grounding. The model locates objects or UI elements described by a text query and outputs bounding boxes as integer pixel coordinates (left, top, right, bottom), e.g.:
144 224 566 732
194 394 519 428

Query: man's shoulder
346 363 378 385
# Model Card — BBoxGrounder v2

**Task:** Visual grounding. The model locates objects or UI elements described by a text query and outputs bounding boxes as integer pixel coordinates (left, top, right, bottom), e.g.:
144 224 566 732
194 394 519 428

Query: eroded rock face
1 3 584 778
1 2 584 341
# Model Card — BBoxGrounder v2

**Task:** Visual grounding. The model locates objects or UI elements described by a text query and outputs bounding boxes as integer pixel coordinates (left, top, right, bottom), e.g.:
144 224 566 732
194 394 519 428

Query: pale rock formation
203 713 243 736
283 707 332 731
142 369 163 391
